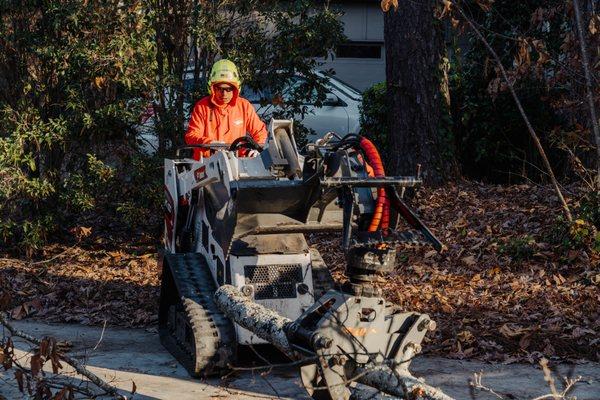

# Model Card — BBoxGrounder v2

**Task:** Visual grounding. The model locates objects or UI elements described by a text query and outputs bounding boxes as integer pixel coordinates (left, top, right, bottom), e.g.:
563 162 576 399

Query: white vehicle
137 71 362 153
242 71 362 142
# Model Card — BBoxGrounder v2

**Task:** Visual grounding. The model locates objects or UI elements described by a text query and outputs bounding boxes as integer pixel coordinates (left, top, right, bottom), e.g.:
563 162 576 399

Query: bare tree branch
453 1 573 222
470 372 505 399
572 0 600 188
0 312 127 400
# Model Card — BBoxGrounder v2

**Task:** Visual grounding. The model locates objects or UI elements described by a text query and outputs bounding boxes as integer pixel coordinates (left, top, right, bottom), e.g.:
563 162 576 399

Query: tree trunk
384 2 448 185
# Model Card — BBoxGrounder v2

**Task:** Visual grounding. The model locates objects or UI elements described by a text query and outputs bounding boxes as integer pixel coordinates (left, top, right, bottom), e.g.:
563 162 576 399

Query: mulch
1 181 598 363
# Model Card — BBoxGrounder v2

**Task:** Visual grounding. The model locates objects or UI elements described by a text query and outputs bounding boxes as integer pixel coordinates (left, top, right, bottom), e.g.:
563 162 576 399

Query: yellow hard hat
208 59 241 93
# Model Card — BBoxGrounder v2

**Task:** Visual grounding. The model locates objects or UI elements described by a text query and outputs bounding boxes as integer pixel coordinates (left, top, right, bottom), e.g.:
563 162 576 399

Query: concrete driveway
1 320 598 399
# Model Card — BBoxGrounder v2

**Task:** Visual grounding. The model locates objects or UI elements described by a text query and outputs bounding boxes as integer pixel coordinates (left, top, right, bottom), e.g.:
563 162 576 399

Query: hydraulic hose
358 137 390 232
382 197 390 232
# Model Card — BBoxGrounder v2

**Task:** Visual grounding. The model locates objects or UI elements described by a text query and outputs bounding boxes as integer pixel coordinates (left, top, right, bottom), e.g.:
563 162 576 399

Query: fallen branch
214 284 295 356
214 285 456 400
470 372 505 399
29 244 78 266
0 312 127 400
469 359 582 400
353 364 454 400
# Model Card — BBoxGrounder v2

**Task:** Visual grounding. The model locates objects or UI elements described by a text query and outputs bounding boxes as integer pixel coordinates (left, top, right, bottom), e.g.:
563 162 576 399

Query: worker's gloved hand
246 149 260 158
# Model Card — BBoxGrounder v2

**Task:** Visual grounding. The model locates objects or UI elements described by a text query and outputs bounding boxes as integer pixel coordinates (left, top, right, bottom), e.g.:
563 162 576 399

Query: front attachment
290 289 435 400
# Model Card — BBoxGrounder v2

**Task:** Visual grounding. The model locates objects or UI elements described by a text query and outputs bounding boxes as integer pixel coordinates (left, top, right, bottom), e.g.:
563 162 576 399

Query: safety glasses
215 85 235 93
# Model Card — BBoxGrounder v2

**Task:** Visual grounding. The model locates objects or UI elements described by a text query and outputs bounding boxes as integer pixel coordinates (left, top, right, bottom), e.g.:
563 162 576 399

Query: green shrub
359 82 388 148
115 155 163 231
547 216 600 255
578 191 600 230
0 2 155 254
499 235 536 261
61 154 117 213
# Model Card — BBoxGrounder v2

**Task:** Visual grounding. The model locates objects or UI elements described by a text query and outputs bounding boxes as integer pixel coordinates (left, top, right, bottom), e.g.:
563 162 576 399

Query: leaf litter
310 182 599 363
0 182 598 363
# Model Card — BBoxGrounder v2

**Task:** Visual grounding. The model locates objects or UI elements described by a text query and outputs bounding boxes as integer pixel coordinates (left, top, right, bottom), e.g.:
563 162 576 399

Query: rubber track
159 253 236 377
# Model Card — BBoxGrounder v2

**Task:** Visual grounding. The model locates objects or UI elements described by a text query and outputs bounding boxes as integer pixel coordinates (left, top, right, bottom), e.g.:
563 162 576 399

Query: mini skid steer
159 120 446 399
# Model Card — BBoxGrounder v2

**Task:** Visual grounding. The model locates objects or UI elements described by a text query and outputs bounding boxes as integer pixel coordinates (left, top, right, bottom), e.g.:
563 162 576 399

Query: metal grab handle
175 143 230 158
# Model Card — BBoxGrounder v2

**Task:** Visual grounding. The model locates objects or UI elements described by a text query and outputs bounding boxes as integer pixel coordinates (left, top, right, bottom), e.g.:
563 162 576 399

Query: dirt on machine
158 119 445 399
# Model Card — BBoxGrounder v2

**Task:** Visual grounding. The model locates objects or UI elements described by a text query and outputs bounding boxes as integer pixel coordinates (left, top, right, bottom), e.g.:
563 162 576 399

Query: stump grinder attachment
159 120 449 399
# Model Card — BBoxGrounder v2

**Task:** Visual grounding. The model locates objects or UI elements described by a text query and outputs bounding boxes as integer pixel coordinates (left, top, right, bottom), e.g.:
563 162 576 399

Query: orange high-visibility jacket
184 89 268 159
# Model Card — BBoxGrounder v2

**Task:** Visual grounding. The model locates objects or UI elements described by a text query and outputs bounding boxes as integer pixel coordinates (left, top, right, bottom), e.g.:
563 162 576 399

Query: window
335 42 382 59
283 77 319 105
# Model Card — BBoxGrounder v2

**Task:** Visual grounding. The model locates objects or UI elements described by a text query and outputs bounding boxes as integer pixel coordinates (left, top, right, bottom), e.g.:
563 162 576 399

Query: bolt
313 335 333 349
329 355 347 367
418 319 436 332
407 343 422 354
241 285 253 297
428 320 437 331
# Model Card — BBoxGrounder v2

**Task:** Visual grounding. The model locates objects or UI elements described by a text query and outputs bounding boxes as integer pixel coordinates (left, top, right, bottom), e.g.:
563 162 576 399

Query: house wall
319 2 385 91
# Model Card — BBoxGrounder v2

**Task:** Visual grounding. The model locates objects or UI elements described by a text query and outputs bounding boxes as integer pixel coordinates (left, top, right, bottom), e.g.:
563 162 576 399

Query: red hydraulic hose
382 197 390 232
359 137 390 232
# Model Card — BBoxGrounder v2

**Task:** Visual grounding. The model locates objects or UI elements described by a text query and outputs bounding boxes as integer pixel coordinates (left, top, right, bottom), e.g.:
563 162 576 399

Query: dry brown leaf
0 292 10 311
71 226 92 240
10 304 27 320
380 0 398 12
475 0 494 12
30 354 42 376
424 250 437 259
532 39 550 65
461 255 476 266
439 0 453 19
589 15 598 35
572 327 595 338
515 39 531 68
519 334 531 350
93 76 105 89
50 353 62 374
552 274 566 285
271 94 285 107
499 323 528 338
53 387 69 400
457 330 474 343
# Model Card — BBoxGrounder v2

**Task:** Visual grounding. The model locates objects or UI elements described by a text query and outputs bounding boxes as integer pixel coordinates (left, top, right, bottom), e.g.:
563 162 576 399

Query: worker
185 59 268 159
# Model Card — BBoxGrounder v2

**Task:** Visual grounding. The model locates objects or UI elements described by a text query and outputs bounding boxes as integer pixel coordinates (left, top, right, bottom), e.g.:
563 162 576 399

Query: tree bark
384 1 449 185
214 285 294 355
352 364 455 400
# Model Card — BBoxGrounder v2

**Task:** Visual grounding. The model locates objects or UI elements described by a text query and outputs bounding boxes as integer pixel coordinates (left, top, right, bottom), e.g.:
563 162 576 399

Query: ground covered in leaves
1 182 598 363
